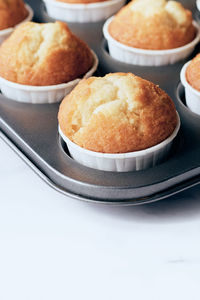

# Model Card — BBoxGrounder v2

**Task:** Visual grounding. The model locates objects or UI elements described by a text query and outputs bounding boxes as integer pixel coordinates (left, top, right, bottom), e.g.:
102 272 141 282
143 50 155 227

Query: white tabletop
0 137 200 300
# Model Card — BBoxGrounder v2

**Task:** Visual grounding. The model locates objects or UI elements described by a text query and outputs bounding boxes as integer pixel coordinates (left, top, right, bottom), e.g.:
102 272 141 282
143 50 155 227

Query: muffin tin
0 0 200 205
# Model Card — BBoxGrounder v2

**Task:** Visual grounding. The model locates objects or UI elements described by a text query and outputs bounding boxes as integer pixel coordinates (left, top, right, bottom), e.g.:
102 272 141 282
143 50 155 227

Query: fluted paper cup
103 17 200 66
180 61 200 115
0 50 98 104
0 5 33 44
43 0 126 23
59 113 180 172
196 0 200 11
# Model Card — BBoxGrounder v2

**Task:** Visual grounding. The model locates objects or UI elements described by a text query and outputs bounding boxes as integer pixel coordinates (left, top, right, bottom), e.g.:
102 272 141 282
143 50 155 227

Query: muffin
58 72 180 171
0 21 94 86
43 0 126 23
0 21 98 103
180 54 200 115
108 0 195 50
103 0 199 66
185 54 200 91
0 0 28 30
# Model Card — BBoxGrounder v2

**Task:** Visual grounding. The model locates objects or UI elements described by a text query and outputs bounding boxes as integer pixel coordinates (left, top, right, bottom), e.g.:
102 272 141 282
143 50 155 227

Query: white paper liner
103 17 200 66
197 0 200 11
0 50 98 104
0 4 33 44
43 0 126 23
59 112 180 172
180 61 200 116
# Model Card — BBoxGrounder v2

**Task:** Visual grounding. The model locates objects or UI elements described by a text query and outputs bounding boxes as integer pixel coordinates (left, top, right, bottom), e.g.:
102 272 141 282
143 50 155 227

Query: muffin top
58 72 177 153
185 53 200 92
55 0 107 4
0 21 94 86
108 0 196 50
0 0 28 30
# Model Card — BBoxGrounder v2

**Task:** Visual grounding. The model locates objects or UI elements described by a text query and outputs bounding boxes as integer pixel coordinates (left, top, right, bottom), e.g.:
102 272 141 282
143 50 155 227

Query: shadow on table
87 184 200 223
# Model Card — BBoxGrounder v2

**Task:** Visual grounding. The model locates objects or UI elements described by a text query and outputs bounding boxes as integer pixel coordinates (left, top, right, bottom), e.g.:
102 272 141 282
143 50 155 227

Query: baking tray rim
1 127 200 206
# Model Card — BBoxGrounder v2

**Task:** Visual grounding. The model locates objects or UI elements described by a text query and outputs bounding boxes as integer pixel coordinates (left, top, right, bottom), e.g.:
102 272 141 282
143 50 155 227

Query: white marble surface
0 137 200 300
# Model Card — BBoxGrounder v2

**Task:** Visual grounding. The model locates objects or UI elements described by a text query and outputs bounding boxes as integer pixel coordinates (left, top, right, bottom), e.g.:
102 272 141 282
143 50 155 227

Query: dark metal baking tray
0 0 200 205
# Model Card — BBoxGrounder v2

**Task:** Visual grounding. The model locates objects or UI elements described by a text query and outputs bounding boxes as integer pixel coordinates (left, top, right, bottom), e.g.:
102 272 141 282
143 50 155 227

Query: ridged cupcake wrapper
43 0 126 23
59 113 180 172
180 61 200 116
0 50 98 104
197 0 200 11
0 5 33 44
103 17 200 66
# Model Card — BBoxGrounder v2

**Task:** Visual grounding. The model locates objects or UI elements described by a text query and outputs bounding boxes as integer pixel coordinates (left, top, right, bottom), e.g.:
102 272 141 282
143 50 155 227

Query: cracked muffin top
58 72 177 153
0 21 94 86
0 0 28 30
108 0 196 50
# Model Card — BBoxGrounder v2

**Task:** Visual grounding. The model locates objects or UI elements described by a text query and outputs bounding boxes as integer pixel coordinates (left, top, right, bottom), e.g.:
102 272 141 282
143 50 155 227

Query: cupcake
103 0 200 66
58 72 180 171
43 0 126 23
0 0 33 44
180 54 200 115
0 21 98 103
0 0 28 30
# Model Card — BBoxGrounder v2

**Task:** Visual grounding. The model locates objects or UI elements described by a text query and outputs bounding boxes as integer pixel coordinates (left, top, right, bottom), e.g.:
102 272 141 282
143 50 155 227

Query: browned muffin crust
108 0 196 50
186 54 200 92
56 0 107 3
58 72 177 153
0 0 28 30
0 21 94 86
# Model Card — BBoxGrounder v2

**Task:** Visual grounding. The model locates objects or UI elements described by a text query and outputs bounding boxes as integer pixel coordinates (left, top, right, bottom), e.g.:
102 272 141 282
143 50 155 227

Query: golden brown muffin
56 0 107 3
0 21 94 86
185 54 200 91
0 0 28 30
58 72 177 153
108 0 196 50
